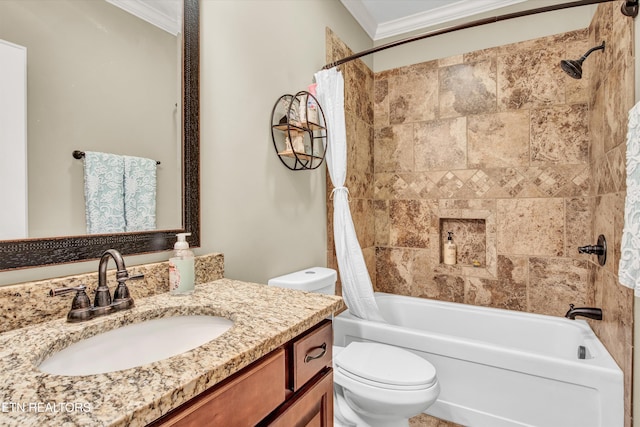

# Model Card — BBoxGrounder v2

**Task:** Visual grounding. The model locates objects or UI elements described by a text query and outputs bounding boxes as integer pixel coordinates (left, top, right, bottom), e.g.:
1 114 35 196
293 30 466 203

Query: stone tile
388 63 439 124
569 166 592 197
389 200 437 248
593 157 616 195
593 268 633 414
563 38 592 104
415 118 467 171
343 57 374 125
416 274 465 303
607 144 626 192
594 193 616 277
530 104 589 164
436 171 465 198
531 166 569 196
438 54 463 67
497 45 564 110
612 191 625 278
590 84 605 165
439 59 497 118
350 198 374 249
374 173 441 201
566 198 594 260
362 246 376 289
465 170 496 198
345 116 374 199
373 172 397 200
466 254 527 309
485 168 528 198
464 47 497 64
373 77 389 126
374 199 389 247
465 275 526 311
468 110 530 168
497 198 565 256
528 257 591 316
604 59 635 151
374 125 414 173
410 413 464 427
375 247 421 295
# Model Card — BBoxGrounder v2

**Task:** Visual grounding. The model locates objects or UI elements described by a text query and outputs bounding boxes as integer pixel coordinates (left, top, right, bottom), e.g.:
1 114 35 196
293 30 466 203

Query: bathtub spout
565 304 602 320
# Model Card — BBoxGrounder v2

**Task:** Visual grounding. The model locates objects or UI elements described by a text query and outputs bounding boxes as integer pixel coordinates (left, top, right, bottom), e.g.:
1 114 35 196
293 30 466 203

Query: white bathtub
332 292 623 427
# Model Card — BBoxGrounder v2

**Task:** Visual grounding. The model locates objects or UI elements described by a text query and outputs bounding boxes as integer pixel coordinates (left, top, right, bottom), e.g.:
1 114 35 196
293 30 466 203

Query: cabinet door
265 369 333 427
150 348 286 427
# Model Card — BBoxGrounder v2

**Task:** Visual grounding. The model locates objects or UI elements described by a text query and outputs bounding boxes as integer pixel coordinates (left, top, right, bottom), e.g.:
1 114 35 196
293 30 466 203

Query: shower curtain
314 68 385 322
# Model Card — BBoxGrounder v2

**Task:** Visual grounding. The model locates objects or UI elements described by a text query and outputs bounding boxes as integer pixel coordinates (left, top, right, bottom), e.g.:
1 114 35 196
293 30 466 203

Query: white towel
619 101 640 296
83 151 125 234
124 155 157 232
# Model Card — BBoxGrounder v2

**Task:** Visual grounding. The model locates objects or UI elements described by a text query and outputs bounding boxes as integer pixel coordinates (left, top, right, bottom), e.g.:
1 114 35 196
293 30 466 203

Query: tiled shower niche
439 218 486 267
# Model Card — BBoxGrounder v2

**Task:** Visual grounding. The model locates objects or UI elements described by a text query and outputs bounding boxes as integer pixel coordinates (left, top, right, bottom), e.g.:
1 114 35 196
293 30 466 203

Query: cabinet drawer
150 348 286 427
292 320 332 391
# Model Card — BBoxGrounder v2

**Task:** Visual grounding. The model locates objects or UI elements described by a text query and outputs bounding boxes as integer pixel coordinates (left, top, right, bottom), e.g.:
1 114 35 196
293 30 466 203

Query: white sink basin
39 315 233 376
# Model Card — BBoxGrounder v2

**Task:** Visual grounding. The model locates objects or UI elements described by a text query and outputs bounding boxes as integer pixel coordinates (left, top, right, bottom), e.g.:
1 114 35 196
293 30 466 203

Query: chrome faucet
50 249 141 322
565 304 603 320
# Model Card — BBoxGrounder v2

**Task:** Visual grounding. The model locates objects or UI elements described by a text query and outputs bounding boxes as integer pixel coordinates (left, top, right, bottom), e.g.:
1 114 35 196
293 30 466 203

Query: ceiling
106 0 182 35
340 0 529 40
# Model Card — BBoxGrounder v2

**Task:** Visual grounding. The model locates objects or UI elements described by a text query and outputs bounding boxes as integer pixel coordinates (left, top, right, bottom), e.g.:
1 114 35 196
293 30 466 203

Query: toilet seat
335 342 437 391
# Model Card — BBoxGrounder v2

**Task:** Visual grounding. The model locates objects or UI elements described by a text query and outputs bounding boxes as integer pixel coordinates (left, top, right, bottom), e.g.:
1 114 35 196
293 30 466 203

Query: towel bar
72 150 161 165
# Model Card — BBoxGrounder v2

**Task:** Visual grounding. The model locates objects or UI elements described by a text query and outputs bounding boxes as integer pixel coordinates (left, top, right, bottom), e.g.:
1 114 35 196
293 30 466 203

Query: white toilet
268 267 440 427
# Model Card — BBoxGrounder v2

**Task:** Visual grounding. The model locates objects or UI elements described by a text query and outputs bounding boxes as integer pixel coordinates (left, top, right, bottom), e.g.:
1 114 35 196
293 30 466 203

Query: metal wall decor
271 91 327 171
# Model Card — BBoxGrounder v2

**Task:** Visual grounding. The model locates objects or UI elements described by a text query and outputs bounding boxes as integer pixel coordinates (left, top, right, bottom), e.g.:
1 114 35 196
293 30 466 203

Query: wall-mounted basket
271 91 327 170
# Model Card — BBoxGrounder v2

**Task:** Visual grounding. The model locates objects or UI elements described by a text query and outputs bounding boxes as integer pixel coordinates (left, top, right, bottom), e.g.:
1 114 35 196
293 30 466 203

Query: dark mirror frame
0 0 200 271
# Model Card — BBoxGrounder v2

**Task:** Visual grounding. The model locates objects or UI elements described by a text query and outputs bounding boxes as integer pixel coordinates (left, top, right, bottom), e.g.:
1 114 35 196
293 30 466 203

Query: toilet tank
268 267 337 295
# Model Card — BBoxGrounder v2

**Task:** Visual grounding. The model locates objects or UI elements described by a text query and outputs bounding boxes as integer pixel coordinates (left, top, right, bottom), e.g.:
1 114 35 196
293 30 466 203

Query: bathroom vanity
150 319 334 426
0 278 343 426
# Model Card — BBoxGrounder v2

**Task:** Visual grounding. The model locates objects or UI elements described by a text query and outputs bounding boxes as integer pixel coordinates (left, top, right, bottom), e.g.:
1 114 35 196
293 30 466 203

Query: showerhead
560 41 605 79
560 59 583 79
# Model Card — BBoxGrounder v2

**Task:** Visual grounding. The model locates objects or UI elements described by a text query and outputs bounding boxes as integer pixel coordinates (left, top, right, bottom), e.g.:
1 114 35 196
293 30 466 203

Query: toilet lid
335 342 437 388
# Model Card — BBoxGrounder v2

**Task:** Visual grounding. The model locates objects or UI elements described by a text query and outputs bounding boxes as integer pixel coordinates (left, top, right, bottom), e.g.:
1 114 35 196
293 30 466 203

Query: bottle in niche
443 231 457 265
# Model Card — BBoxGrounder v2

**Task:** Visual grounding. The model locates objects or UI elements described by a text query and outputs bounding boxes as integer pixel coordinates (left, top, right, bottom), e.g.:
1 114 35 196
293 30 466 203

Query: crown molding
343 0 527 41
106 0 182 36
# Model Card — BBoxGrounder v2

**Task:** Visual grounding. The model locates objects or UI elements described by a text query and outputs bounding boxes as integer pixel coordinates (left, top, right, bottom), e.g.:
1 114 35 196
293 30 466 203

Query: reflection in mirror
0 0 199 271
0 0 181 239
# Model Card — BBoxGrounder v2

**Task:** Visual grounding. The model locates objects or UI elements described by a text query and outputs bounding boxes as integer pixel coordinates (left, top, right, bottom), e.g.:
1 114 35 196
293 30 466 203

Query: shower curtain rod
323 0 626 70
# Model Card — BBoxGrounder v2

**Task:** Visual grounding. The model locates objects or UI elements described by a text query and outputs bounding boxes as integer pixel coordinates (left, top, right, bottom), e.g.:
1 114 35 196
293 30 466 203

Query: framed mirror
0 0 199 271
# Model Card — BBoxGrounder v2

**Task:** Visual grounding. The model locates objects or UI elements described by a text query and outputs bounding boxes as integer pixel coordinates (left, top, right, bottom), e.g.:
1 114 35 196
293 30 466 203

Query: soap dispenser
169 233 195 295
443 231 457 265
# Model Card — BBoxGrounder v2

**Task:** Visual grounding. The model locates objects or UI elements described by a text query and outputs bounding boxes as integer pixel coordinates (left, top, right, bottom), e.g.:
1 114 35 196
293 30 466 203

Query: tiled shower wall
327 1 634 425
589 2 635 425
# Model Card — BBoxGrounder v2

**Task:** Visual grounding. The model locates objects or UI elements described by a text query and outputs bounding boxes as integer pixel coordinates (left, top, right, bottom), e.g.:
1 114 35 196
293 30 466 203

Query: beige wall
199 0 371 284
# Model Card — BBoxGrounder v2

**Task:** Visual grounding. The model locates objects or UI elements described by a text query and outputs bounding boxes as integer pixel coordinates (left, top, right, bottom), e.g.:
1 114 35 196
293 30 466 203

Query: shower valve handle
577 245 605 255
577 235 607 266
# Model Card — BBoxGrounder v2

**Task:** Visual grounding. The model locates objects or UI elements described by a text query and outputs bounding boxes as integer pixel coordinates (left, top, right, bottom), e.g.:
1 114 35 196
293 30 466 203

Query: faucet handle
50 285 94 322
113 274 140 310
49 285 85 297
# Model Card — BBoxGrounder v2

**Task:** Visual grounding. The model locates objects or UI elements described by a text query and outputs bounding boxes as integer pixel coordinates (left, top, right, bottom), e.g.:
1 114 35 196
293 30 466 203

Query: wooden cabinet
148 320 333 427
261 369 333 427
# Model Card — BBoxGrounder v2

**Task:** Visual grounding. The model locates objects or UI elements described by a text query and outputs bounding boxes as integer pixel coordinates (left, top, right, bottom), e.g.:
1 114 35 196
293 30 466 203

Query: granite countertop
0 278 344 426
